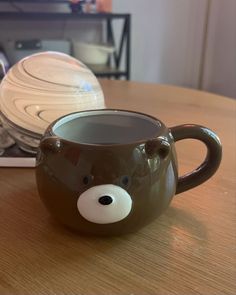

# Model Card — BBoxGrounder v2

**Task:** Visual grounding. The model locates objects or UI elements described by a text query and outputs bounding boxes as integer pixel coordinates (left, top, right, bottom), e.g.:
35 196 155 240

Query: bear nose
98 195 113 205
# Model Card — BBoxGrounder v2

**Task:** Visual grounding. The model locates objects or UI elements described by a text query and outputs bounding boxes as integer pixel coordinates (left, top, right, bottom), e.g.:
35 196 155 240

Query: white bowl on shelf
73 42 115 65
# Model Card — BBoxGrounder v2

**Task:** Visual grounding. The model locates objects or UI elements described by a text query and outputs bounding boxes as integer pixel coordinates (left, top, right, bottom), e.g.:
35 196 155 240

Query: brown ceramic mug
35 109 222 236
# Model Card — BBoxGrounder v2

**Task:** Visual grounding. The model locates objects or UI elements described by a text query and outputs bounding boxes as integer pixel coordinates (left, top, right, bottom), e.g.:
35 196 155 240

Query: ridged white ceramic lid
0 51 105 135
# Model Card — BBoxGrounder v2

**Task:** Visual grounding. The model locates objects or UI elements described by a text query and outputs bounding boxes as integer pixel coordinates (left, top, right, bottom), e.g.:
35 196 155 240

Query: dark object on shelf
15 39 41 50
69 1 86 14
5 39 71 64
69 0 98 14
0 11 131 80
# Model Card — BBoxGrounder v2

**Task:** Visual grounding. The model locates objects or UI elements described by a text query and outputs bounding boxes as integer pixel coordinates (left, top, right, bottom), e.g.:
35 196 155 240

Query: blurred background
0 0 235 98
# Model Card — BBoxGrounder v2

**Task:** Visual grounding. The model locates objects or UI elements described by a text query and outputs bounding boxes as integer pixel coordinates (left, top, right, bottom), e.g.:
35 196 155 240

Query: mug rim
46 109 167 147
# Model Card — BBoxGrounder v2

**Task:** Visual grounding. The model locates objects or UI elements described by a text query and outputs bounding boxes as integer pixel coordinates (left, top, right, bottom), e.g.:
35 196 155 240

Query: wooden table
0 80 235 295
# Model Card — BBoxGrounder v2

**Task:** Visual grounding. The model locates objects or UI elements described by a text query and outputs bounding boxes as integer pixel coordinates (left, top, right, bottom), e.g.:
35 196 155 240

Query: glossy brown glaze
35 110 222 236
170 124 222 194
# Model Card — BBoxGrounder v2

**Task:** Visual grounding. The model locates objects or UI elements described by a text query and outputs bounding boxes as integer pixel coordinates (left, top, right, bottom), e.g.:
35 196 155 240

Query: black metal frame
106 15 130 80
0 7 131 80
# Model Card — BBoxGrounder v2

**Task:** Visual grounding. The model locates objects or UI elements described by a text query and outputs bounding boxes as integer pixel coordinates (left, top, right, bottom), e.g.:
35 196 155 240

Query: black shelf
0 11 131 80
0 11 130 20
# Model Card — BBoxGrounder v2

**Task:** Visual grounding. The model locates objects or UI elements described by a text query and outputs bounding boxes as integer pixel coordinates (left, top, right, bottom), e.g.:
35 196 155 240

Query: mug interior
52 110 162 145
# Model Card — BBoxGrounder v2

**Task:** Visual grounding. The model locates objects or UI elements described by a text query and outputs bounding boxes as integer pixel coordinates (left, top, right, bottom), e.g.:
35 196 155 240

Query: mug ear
40 136 62 154
145 137 170 159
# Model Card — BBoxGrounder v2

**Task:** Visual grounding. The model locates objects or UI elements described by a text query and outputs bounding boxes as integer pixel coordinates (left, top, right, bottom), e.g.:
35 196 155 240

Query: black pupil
98 196 113 205
83 176 90 185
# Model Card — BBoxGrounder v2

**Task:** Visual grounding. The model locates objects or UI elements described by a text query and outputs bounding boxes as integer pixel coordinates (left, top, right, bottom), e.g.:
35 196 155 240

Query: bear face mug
35 109 222 236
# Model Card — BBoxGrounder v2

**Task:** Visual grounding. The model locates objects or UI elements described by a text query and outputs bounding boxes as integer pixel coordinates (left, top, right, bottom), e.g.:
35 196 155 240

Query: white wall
201 0 236 98
113 0 208 88
113 0 236 98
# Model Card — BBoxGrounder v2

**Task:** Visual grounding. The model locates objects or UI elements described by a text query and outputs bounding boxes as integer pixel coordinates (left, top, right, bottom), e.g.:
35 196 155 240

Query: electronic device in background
5 39 71 65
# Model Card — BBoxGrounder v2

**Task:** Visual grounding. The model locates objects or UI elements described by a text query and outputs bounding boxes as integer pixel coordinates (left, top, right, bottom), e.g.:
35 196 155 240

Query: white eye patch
77 184 132 224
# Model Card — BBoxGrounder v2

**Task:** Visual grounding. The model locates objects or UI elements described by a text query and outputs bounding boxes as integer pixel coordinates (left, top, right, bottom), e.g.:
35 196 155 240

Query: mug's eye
120 175 130 188
77 184 132 224
83 175 93 185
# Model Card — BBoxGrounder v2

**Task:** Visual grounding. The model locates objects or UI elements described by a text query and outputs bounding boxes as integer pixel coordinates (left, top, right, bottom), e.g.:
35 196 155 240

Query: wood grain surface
0 80 235 295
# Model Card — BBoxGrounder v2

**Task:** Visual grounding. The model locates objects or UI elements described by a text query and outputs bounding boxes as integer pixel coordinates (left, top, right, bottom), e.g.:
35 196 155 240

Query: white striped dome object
0 51 105 153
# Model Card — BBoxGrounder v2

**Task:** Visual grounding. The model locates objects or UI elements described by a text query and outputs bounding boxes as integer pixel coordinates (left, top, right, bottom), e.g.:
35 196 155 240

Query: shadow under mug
35 109 222 236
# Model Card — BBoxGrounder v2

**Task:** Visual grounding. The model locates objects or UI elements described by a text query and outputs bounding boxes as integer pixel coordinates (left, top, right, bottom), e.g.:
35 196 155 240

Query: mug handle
170 124 222 194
